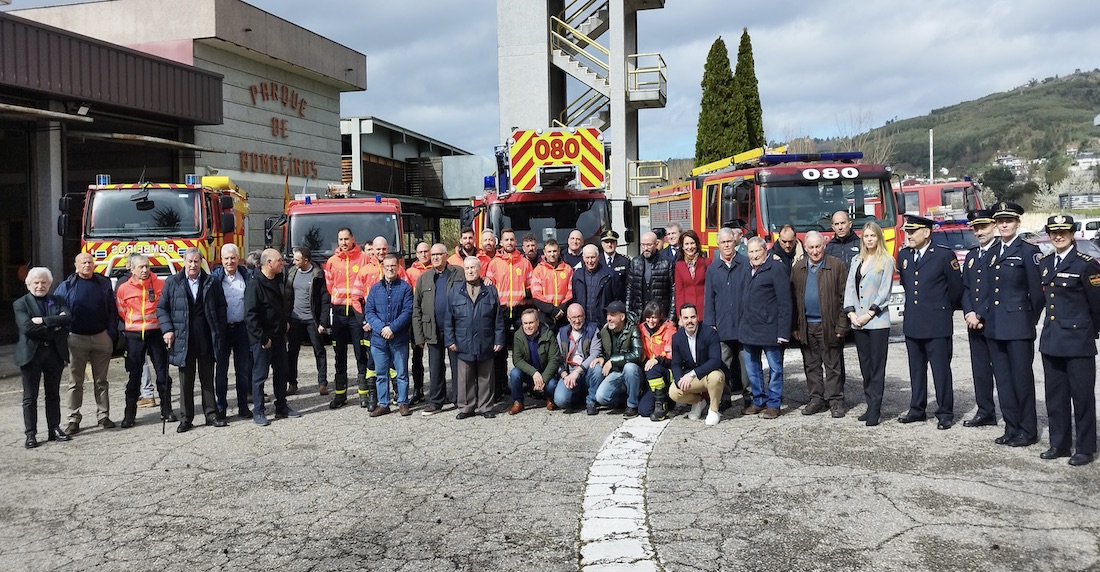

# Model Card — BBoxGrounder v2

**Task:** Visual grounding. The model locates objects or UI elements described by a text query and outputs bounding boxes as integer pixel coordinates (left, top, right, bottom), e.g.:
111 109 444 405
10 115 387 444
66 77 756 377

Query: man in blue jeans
507 308 561 415
739 237 792 419
364 254 414 417
585 301 643 417
244 249 301 426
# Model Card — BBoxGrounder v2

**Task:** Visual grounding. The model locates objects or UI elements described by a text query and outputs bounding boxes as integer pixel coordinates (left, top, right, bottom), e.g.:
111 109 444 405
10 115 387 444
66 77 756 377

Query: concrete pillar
33 118 64 277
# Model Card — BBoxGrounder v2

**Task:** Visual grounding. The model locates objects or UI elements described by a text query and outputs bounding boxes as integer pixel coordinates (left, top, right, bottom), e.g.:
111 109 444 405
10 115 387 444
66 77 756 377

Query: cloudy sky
8 0 1100 160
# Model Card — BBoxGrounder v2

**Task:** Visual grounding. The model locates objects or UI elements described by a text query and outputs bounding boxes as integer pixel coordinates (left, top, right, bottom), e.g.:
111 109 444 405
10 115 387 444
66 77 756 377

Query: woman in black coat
13 267 72 448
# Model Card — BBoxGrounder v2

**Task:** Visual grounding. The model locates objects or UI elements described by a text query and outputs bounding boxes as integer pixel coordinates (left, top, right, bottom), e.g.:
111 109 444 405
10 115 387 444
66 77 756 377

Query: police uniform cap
1044 214 1077 233
966 208 995 227
902 215 935 231
600 230 620 242
992 201 1024 219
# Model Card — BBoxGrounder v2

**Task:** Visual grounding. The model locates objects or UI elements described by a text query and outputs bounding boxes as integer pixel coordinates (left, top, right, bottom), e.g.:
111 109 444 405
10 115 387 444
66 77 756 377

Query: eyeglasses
430 253 445 257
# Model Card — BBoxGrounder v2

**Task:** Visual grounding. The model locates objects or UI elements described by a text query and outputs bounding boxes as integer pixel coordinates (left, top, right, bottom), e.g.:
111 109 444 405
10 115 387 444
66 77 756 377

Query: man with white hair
791 231 850 418
212 243 253 419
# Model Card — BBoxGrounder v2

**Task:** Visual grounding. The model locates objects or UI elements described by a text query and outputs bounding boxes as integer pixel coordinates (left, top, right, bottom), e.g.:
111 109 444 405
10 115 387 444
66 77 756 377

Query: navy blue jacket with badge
736 255 793 347
961 244 997 324
985 237 1043 341
897 243 963 339
1038 247 1100 357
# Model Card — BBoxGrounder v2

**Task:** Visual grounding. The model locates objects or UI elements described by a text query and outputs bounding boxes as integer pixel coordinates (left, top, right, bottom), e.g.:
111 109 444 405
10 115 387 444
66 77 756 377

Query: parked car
1074 217 1100 241
1025 235 1100 258
930 223 977 265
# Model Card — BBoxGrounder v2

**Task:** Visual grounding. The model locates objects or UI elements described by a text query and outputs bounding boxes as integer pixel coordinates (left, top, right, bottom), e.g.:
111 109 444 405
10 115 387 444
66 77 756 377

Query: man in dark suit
1037 215 1100 466
599 230 630 304
660 223 682 263
986 202 1044 448
157 248 228 432
896 215 963 430
960 209 999 428
14 267 73 448
669 303 725 426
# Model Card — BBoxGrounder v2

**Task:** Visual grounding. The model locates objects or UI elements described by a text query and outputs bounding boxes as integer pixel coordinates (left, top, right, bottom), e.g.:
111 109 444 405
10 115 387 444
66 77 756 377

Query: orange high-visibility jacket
325 242 369 315
406 260 428 291
448 247 491 277
530 259 574 306
116 274 164 334
486 249 532 309
640 320 676 360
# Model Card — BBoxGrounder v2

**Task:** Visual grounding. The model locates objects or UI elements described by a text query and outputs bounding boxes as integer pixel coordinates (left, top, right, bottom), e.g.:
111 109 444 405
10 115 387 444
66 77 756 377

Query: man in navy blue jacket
703 228 748 410
445 257 506 419
364 254 414 417
739 237 792 420
669 303 726 426
897 215 963 430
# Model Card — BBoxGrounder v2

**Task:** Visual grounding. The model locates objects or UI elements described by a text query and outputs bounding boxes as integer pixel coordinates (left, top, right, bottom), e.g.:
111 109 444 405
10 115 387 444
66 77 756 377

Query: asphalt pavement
1 318 1098 571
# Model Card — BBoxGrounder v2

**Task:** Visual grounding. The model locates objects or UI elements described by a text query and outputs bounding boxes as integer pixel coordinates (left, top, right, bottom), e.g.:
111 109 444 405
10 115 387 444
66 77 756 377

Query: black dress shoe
48 427 71 442
25 435 38 449
994 433 1015 445
207 416 228 428
963 416 997 428
482 411 497 419
865 417 880 427
1008 436 1039 448
161 412 179 422
238 408 252 419
1069 453 1096 466
857 412 869 422
1039 447 1072 460
121 417 135 429
897 413 927 424
176 420 193 433
456 411 474 420
937 422 952 430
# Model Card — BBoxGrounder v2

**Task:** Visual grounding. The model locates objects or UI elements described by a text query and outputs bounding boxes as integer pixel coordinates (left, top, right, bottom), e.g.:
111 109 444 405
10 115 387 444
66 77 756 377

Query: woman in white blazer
843 222 895 426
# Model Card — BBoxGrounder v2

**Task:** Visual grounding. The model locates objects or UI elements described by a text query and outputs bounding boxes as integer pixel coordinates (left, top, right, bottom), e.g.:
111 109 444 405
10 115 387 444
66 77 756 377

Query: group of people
14 209 1100 466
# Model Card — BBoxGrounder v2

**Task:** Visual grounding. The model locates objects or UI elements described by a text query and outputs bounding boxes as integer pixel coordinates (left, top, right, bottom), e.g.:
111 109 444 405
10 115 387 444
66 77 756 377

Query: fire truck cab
59 174 248 281
462 127 615 247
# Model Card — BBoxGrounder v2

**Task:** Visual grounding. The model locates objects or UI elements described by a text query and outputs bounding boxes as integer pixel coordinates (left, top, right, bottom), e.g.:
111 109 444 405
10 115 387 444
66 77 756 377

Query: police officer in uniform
600 230 630 305
896 215 962 429
960 209 999 427
1037 215 1100 466
985 202 1043 448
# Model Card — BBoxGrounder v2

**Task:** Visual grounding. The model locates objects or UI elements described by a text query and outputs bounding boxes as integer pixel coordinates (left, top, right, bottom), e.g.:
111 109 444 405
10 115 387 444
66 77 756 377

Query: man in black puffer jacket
156 248 227 432
244 249 301 426
625 231 675 322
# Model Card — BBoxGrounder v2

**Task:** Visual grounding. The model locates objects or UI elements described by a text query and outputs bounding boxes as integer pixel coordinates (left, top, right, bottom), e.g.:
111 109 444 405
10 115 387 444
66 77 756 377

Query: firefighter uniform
985 202 1044 447
116 273 171 424
531 259 574 330
324 242 372 409
897 215 962 428
960 209 999 427
1038 216 1100 466
487 249 533 397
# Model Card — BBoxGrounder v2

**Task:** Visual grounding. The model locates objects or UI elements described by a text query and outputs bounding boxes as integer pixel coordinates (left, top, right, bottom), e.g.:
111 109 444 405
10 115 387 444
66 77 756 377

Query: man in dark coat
791 232 851 418
157 248 228 432
824 210 861 269
626 231 675 322
739 237 793 419
573 244 620 328
985 202 1044 447
444 256 505 419
413 243 464 414
703 227 749 410
896 215 963 430
960 209 1000 428
244 248 301 426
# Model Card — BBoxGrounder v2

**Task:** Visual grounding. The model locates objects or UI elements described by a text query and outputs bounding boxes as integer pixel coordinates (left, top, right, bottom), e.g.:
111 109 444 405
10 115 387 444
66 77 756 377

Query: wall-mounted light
75 103 90 116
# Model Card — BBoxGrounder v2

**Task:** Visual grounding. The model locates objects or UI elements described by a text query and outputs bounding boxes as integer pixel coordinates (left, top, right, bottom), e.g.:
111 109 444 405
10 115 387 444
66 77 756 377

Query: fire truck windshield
288 212 400 261
490 199 610 246
760 177 896 234
86 189 202 238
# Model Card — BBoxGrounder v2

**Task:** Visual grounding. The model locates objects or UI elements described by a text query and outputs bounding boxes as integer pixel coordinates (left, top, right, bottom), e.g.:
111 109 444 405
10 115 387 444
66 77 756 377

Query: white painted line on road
579 416 669 571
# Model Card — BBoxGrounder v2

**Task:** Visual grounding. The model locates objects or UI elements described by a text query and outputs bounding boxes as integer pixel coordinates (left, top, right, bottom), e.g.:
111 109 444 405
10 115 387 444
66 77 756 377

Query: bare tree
831 106 896 165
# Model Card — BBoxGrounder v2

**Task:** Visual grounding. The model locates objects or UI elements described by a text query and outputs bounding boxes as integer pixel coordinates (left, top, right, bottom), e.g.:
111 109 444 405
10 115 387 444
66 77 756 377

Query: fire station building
0 0 365 341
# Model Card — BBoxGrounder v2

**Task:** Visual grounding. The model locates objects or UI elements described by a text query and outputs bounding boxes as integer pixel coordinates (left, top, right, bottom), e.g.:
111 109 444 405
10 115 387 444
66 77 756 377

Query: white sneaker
688 401 706 421
705 409 721 426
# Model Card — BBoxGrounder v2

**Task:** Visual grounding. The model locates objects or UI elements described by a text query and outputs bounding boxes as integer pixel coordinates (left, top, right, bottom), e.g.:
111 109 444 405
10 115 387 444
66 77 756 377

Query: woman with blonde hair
842 222 895 426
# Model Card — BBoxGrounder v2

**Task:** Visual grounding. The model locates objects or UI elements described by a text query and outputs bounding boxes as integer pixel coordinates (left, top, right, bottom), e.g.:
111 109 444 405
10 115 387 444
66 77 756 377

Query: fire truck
648 147 905 321
265 184 406 265
59 174 249 280
894 178 986 219
462 127 614 246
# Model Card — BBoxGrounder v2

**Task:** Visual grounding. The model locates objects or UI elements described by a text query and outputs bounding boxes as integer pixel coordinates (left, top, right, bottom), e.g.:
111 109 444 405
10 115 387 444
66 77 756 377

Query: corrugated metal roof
0 12 223 124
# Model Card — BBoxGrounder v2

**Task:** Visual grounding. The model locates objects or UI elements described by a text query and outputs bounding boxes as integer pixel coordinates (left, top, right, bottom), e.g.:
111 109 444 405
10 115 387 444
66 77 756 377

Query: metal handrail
560 0 604 27
550 16 609 75
628 160 669 198
627 53 667 97
559 87 609 126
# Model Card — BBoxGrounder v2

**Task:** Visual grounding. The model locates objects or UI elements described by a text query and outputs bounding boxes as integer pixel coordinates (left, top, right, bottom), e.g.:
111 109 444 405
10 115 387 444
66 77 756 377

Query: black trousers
216 322 251 414
288 318 327 386
178 353 216 422
904 336 954 423
426 342 459 407
495 306 524 397
990 338 1038 441
967 331 996 420
411 343 424 394
853 328 889 417
1042 354 1097 455
21 344 64 436
330 308 366 394
124 331 169 403
718 339 744 404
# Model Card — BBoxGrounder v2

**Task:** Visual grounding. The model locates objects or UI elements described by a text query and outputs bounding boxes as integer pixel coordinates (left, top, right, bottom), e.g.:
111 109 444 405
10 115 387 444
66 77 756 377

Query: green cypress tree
734 28 765 150
695 37 745 167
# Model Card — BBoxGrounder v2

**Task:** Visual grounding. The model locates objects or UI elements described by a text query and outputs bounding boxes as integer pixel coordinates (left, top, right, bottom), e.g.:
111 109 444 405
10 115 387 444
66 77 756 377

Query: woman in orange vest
115 254 170 427
639 301 676 422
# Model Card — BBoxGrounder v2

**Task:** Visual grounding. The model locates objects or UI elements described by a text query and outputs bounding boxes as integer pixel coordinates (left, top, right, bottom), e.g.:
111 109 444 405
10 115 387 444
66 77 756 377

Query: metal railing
628 159 669 198
550 16 609 77
560 0 605 28
556 87 609 128
627 53 667 99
